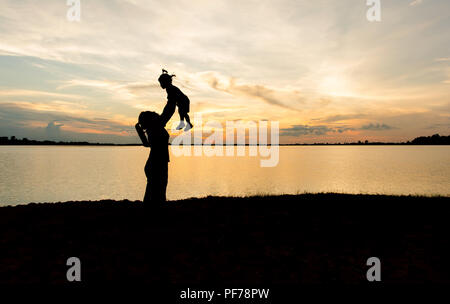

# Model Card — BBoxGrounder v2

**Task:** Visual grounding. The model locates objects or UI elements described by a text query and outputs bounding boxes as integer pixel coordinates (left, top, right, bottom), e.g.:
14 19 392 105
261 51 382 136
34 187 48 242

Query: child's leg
183 113 193 131
160 101 176 127
178 110 185 122
176 107 186 130
184 113 192 126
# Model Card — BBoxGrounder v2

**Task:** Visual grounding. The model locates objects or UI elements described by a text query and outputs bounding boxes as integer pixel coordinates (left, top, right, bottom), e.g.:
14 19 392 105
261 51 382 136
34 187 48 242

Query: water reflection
0 146 448 205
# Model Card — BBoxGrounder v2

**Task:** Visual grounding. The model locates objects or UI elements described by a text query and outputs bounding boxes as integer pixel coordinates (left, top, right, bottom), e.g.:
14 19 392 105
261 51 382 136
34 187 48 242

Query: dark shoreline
1 143 450 146
1 133 449 146
1 193 449 285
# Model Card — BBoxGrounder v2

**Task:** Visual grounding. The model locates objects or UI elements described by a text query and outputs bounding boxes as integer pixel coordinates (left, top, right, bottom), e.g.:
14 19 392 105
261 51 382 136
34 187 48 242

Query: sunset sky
0 0 449 144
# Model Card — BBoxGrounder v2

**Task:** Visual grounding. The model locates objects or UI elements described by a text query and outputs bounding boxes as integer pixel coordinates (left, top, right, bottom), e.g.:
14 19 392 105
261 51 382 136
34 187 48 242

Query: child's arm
135 123 150 147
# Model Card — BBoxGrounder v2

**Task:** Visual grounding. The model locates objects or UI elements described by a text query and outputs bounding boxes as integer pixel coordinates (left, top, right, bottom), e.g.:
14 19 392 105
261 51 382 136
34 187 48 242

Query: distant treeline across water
0 136 137 146
0 134 449 146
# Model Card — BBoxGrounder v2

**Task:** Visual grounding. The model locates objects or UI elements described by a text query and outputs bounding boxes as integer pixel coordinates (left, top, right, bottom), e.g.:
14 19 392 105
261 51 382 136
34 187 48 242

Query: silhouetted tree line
0 136 121 146
409 134 450 145
0 134 448 146
288 134 450 145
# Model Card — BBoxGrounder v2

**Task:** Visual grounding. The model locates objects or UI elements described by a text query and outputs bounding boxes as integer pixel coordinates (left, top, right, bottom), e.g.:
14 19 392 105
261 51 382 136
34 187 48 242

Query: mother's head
138 111 161 131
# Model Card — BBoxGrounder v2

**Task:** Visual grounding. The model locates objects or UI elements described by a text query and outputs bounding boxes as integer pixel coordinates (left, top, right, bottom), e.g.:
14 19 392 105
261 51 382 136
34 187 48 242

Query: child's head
158 69 175 89
138 111 161 130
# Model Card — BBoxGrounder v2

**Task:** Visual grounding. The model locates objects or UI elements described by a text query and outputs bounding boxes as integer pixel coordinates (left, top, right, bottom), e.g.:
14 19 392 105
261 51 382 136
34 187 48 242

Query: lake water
0 146 449 205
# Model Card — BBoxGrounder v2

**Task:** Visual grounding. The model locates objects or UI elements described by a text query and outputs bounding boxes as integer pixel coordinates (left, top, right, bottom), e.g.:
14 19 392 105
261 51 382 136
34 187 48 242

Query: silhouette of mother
135 111 170 206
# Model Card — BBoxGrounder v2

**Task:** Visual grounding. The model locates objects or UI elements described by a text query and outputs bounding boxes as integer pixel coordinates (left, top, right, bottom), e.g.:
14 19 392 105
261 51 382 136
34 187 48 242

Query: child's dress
161 85 190 126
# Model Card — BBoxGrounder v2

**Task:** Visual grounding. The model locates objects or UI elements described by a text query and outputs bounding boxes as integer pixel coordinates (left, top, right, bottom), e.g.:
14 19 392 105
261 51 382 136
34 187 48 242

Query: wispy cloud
320 114 367 123
0 102 136 140
202 72 303 111
0 101 89 115
45 121 64 139
0 90 82 99
58 79 160 99
281 125 337 136
282 122 395 137
361 123 394 131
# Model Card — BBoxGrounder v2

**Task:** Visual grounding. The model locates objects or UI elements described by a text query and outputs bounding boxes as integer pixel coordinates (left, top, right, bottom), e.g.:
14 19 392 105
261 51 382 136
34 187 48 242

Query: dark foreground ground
0 194 449 286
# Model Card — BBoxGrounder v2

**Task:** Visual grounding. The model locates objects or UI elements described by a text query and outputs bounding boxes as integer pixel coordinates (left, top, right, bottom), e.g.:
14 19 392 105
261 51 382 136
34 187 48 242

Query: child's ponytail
159 69 176 83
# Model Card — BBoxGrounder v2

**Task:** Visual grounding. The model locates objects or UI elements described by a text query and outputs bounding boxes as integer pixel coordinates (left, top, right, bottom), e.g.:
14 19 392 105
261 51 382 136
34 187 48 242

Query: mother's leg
144 160 168 206
150 161 168 203
143 157 152 204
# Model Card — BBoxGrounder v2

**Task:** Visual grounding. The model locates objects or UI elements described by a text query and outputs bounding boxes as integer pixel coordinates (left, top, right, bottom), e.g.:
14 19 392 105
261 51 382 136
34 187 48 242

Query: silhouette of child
135 111 169 205
158 69 193 131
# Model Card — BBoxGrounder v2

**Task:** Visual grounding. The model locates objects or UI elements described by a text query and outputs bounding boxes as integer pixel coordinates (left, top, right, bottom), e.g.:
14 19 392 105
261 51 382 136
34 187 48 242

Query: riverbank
1 194 449 285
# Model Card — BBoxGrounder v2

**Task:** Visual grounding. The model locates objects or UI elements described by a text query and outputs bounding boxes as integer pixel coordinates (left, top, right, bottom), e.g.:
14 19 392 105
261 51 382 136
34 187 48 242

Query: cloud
281 122 394 137
336 126 356 133
0 101 89 115
58 79 160 99
281 125 335 136
0 49 20 56
0 103 136 142
320 114 367 123
360 123 394 131
203 73 302 111
124 82 160 93
45 121 64 139
425 123 450 130
0 90 82 99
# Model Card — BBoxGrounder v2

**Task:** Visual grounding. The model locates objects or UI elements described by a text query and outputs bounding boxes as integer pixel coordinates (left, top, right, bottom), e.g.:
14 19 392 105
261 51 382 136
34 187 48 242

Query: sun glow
319 75 353 97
